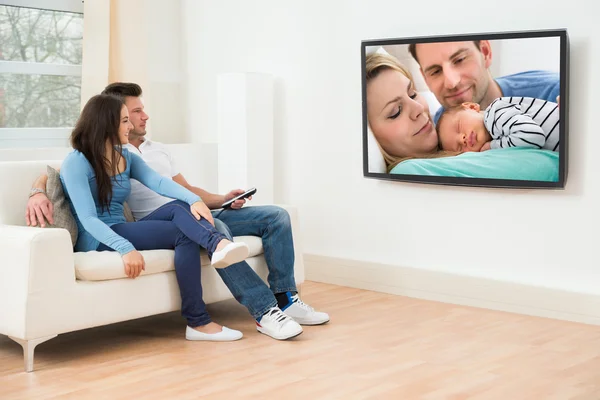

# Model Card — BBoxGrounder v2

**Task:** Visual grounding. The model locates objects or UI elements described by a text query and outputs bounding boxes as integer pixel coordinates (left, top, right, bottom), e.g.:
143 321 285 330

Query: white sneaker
256 307 303 340
283 294 330 325
211 242 249 269
185 325 243 341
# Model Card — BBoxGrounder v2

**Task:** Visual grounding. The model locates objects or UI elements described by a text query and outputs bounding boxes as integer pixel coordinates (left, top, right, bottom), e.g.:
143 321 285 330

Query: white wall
182 0 600 294
109 0 187 145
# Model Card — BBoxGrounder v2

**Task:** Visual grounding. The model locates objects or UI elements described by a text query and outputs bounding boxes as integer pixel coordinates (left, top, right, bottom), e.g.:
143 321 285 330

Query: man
25 82 329 341
408 40 560 124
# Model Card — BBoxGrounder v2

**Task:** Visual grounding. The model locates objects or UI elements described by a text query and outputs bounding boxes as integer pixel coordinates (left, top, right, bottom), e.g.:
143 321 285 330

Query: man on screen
408 40 561 124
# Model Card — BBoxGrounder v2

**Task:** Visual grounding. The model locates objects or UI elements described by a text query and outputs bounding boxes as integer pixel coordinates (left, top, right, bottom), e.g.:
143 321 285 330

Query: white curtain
80 0 186 143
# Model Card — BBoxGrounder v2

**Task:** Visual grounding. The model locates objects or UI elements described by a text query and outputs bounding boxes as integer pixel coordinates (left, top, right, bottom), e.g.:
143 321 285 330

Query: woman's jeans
97 200 227 327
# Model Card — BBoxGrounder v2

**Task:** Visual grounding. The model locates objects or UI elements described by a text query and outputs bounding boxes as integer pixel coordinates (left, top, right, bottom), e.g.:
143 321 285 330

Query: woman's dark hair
70 94 126 212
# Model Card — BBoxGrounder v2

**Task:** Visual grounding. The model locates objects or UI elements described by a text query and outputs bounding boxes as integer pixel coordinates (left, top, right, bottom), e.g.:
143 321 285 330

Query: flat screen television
361 29 569 189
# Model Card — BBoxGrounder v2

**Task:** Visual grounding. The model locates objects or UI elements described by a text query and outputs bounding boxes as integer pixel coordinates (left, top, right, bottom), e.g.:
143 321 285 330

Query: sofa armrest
0 225 75 338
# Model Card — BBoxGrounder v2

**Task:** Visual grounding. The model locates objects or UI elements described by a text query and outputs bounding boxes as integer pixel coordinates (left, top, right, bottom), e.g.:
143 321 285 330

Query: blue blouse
60 148 201 254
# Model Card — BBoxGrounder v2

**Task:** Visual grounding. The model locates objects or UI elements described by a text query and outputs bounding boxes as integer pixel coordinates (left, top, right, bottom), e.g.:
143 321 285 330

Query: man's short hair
408 40 482 65
102 82 143 98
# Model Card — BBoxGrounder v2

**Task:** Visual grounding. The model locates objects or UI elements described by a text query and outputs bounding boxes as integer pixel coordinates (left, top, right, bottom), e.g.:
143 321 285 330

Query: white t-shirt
123 140 180 220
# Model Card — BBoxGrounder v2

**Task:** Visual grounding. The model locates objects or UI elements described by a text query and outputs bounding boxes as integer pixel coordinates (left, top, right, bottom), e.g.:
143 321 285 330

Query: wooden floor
2 282 600 399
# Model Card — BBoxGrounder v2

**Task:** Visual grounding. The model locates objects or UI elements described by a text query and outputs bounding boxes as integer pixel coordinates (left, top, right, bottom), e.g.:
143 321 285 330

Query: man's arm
25 173 54 227
172 174 248 210
172 174 224 209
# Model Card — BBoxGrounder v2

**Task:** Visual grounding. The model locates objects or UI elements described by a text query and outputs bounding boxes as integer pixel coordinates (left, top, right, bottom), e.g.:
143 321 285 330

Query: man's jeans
211 205 298 320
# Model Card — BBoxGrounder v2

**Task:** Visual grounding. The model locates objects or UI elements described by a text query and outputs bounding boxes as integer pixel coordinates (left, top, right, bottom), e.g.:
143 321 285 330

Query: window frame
0 0 84 148
0 0 83 14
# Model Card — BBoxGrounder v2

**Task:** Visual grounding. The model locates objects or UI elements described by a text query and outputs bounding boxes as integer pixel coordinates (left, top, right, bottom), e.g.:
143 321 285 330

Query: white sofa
0 159 305 372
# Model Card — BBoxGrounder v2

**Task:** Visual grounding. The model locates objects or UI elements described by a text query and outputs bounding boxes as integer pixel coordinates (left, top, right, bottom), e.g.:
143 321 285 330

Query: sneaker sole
256 327 303 341
295 317 330 326
185 334 243 342
211 246 249 269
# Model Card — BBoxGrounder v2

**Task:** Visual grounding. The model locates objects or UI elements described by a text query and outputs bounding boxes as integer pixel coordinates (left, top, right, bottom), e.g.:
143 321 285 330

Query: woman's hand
190 201 215 226
122 250 145 279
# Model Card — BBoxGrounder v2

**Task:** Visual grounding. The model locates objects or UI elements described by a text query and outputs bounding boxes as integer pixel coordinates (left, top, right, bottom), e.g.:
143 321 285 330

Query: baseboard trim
305 254 600 326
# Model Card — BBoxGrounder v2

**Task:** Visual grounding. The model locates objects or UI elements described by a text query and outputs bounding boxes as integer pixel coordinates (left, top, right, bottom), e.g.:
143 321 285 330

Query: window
0 0 84 148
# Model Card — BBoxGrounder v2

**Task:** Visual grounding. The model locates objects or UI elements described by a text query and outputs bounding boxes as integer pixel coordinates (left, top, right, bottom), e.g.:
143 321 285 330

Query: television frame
361 28 569 189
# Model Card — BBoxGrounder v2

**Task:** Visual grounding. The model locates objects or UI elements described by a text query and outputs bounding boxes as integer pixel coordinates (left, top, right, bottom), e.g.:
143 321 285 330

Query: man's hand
190 201 215 226
122 250 145 279
224 189 252 210
480 141 492 152
26 193 54 228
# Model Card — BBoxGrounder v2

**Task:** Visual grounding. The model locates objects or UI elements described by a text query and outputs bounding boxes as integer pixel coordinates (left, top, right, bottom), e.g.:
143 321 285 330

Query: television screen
361 29 569 189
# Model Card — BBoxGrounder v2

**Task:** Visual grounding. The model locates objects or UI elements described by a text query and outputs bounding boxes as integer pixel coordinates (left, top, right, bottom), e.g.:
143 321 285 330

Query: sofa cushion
74 235 264 281
44 165 78 246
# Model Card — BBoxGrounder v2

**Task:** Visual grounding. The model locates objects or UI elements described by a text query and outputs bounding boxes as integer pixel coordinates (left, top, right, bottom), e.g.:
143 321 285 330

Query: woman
365 52 454 172
60 94 248 342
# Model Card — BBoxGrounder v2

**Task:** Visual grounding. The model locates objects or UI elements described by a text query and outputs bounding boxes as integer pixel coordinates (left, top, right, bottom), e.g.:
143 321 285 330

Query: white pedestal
217 73 274 205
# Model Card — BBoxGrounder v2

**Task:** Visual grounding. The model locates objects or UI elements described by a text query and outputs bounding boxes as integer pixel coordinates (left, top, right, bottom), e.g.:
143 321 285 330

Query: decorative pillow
45 165 78 246
123 202 135 222
367 123 387 174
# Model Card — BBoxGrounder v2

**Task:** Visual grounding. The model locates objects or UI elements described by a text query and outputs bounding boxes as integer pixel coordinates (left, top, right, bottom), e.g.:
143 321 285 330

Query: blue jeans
97 200 228 327
211 205 298 320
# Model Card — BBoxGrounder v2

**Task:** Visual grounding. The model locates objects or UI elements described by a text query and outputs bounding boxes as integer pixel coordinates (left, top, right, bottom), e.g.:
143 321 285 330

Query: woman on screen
365 52 454 172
